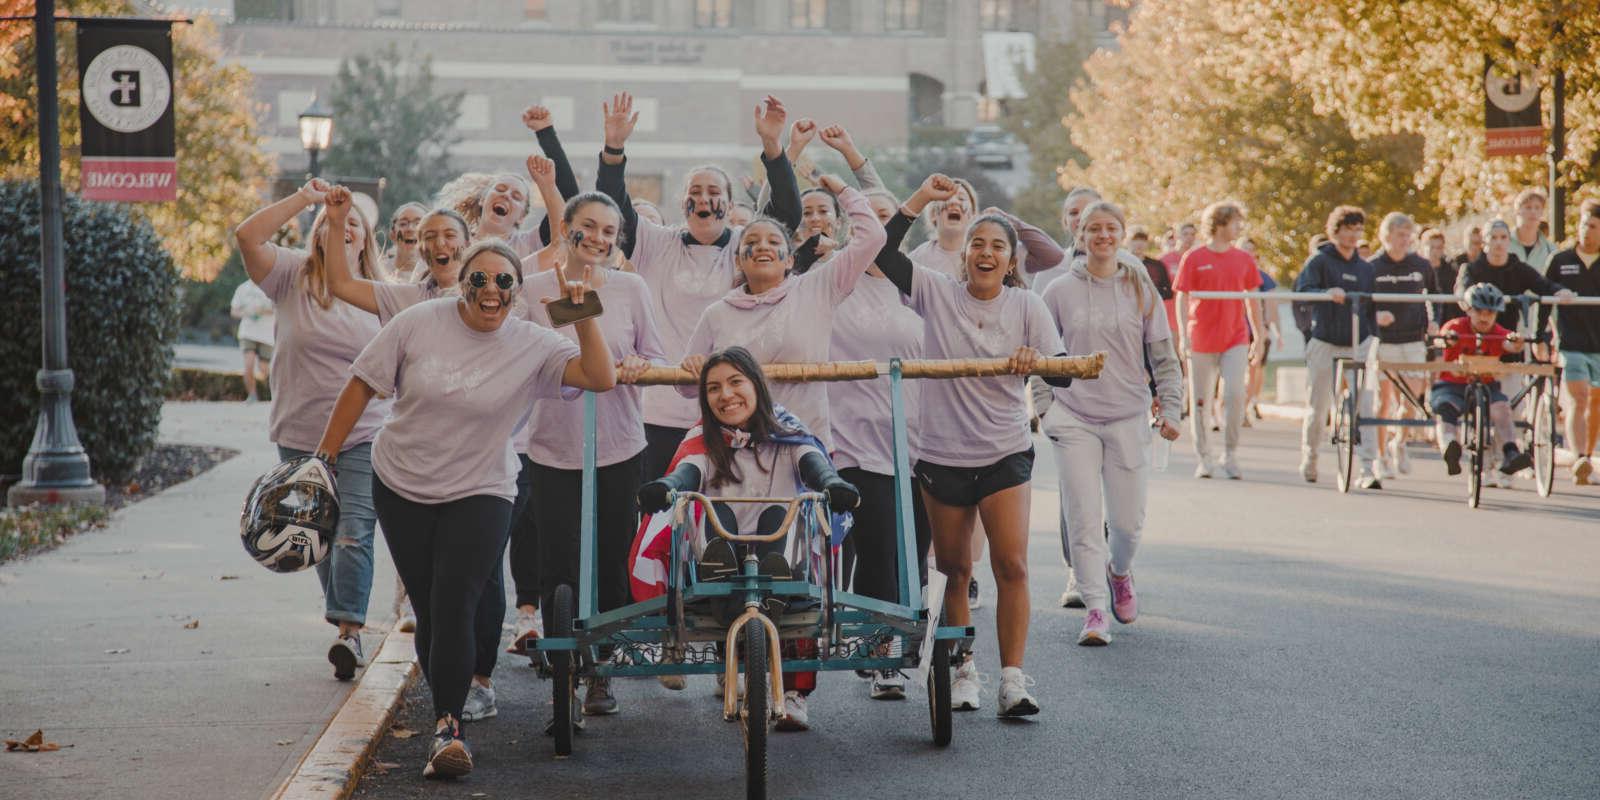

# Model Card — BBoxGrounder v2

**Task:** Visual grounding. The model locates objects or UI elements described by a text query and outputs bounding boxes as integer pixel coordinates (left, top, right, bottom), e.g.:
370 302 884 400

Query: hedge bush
167 367 270 402
0 180 180 485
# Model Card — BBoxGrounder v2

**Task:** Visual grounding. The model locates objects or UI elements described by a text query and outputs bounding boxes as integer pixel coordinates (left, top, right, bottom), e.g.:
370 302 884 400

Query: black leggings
642 424 689 481
373 474 511 722
529 452 643 635
839 468 931 604
464 456 536 679
508 454 541 609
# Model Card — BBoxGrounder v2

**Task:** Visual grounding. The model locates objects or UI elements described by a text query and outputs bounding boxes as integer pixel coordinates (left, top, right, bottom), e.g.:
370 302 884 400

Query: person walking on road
230 278 274 402
1540 198 1600 485
1368 212 1437 480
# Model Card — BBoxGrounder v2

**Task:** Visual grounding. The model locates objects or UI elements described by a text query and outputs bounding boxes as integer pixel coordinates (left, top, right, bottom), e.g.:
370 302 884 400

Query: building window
884 0 919 30
524 0 547 21
789 0 827 29
234 0 295 21
597 0 656 24
695 0 734 28
375 0 400 19
980 0 1036 31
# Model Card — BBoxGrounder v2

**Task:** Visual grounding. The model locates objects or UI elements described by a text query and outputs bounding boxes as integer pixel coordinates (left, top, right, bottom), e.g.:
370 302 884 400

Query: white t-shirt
351 298 580 504
230 280 275 346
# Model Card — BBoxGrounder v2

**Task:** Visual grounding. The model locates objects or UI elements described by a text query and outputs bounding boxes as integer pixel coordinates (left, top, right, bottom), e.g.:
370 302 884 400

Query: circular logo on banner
82 44 172 133
1485 63 1539 113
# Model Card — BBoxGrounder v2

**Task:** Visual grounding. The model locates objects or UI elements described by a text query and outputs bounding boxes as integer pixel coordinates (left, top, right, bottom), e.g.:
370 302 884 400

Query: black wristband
603 145 625 156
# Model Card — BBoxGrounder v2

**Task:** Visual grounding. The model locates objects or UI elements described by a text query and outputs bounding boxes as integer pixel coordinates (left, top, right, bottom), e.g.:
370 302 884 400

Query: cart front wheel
549 583 576 757
927 631 952 747
1333 380 1356 493
1466 392 1487 509
1532 386 1556 498
741 618 768 800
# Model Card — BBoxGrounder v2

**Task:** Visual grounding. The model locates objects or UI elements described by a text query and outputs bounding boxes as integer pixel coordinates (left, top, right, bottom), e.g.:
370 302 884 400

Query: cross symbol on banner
112 72 138 105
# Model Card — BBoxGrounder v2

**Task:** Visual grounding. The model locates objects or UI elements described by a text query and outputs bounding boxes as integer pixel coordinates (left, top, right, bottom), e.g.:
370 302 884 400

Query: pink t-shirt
254 244 391 452
907 266 1064 467
678 189 886 449
632 217 741 429
351 298 580 505
517 268 666 468
1173 245 1261 353
828 273 923 474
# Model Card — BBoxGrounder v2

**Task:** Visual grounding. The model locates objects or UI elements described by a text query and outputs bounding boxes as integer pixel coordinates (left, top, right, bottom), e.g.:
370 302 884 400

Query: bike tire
1533 385 1556 498
1467 390 1486 509
549 583 576 757
742 618 768 800
1334 372 1356 493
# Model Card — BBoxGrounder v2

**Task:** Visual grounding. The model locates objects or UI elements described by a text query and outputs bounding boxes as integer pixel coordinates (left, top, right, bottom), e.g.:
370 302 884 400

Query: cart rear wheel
1333 380 1356 493
549 583 576 757
1466 393 1487 509
741 618 768 800
1532 386 1556 498
927 631 952 747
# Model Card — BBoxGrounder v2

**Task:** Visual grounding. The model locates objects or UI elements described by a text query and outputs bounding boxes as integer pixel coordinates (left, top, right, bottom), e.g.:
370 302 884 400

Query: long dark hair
964 213 1024 288
697 347 799 489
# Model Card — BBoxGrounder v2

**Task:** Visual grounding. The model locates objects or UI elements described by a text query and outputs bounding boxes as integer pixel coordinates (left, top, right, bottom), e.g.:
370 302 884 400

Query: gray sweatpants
1302 336 1378 463
1187 344 1248 461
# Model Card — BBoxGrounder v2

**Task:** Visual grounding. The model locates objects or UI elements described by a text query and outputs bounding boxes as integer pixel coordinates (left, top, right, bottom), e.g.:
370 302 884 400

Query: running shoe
1077 608 1110 646
1391 440 1412 475
506 608 543 655
1573 457 1594 486
328 632 364 681
1194 458 1215 479
422 717 472 779
967 577 982 611
996 668 1040 718
1372 457 1391 482
1359 468 1382 490
397 601 416 634
1108 569 1137 624
657 674 687 691
461 681 497 722
1219 456 1242 480
951 658 984 711
870 670 906 700
1442 440 1462 476
582 676 619 716
1299 458 1317 483
775 690 810 732
1499 445 1533 475
1058 569 1085 608
715 671 746 700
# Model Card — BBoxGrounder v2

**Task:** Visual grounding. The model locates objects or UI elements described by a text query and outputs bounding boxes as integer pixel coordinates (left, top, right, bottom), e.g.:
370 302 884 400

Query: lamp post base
10 369 105 507
8 481 106 508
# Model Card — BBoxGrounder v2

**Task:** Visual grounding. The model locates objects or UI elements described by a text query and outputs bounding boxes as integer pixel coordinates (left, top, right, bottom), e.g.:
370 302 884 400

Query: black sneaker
328 633 364 681
696 539 738 582
1443 440 1462 476
1500 445 1533 475
582 676 619 716
422 718 472 779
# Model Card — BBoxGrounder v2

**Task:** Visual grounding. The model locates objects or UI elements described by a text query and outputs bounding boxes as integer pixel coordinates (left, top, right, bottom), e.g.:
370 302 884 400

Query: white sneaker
328 633 365 681
950 657 984 711
1358 468 1382 490
1391 441 1412 474
774 690 809 732
507 608 543 655
1299 458 1317 483
1058 569 1085 608
869 670 906 700
996 667 1039 718
1372 458 1390 482
461 681 497 722
1194 458 1215 479
1219 455 1242 480
1572 457 1594 485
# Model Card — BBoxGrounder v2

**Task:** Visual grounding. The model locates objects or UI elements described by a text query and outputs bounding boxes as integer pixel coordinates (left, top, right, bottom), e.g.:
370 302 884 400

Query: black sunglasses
468 270 517 291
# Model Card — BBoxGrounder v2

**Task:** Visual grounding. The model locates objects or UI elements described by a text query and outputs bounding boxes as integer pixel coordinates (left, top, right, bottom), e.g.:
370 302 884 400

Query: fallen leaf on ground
4 730 62 752
183 620 199 629
370 760 400 774
104 648 129 655
218 575 239 581
275 739 293 746
388 727 417 739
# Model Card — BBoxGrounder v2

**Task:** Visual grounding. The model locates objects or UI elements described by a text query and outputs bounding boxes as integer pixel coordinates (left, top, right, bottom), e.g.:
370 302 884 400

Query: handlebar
669 491 826 545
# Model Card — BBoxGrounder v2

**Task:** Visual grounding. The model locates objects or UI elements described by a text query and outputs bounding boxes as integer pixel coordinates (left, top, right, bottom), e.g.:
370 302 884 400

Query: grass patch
0 503 111 562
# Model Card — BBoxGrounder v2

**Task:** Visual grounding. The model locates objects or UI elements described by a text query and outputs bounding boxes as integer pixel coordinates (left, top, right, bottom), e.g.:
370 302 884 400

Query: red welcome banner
81 157 177 202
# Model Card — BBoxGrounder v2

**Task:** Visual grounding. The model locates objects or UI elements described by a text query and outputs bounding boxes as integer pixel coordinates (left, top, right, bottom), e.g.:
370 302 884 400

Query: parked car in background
964 125 1018 169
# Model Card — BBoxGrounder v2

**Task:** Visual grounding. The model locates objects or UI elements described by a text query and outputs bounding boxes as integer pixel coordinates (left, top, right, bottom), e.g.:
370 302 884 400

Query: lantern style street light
297 92 333 178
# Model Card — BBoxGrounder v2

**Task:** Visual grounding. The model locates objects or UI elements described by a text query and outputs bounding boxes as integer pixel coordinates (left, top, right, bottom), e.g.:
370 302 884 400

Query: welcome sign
76 20 176 202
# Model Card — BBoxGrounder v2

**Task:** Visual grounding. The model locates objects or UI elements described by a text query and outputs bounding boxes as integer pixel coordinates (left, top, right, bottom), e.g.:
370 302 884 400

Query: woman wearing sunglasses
312 188 616 780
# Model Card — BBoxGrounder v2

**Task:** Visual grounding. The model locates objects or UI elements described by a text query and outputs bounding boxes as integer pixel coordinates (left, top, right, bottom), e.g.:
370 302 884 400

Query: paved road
355 420 1599 800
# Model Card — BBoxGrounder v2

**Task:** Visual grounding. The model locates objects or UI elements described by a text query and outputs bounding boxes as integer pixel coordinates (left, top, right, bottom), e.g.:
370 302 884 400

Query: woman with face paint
870 173 1069 720
1039 202 1183 648
385 202 427 278
313 209 615 778
511 191 666 715
596 91 803 482
677 174 886 448
234 178 391 683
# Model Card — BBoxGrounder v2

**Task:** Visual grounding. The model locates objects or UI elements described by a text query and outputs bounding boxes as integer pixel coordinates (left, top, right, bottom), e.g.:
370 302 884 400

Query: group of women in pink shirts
235 90 1180 781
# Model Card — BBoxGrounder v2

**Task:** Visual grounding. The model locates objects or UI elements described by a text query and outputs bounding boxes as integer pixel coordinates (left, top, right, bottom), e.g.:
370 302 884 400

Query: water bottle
1151 425 1171 472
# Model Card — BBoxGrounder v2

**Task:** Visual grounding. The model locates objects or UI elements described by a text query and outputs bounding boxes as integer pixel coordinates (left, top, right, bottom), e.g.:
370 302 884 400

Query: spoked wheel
740 618 768 800
549 583 577 757
1531 385 1557 498
1333 383 1356 493
927 629 952 747
1466 394 1488 509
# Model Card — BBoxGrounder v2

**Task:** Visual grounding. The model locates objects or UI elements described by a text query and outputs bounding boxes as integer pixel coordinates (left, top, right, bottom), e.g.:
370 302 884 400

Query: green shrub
166 367 270 402
0 502 111 562
179 251 248 344
0 180 180 484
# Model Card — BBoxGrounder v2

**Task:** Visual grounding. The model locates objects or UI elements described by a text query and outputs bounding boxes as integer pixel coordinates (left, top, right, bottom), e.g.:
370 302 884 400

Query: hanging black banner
76 19 176 201
1483 56 1543 158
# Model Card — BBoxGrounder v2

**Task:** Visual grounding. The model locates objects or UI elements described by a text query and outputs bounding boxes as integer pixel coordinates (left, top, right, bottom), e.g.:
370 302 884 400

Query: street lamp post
9 0 105 507
298 92 333 179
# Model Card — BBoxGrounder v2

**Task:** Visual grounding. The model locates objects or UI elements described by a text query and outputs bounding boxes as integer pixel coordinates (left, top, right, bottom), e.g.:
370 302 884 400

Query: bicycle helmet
240 455 340 573
1461 282 1506 312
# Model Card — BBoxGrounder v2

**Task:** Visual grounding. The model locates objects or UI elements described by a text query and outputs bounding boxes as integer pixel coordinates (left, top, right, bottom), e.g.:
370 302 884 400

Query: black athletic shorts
913 449 1034 508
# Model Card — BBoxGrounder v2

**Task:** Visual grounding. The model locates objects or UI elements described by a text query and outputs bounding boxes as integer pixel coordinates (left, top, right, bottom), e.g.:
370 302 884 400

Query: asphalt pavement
354 420 1600 800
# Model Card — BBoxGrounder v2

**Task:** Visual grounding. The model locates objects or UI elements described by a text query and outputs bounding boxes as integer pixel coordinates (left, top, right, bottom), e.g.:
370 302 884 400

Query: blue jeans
278 443 377 627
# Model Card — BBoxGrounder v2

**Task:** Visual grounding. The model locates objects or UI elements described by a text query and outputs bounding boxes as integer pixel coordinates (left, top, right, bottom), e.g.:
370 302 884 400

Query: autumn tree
319 44 463 225
1 0 272 280
1001 38 1091 232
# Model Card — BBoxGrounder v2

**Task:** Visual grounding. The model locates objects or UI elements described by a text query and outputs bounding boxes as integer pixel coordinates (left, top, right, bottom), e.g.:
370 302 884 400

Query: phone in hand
545 290 603 327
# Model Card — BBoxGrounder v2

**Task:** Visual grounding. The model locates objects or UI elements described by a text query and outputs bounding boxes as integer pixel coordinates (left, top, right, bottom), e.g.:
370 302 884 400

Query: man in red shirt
1174 201 1265 479
1429 283 1532 477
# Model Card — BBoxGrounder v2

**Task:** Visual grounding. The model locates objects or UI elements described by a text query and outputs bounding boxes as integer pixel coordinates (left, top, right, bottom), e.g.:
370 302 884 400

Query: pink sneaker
1076 608 1110 646
1108 569 1137 624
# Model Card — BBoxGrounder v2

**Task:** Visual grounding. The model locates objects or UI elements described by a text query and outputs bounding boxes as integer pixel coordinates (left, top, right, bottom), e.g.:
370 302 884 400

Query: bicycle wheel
741 618 768 800
549 584 576 757
1532 384 1556 498
1333 365 1356 493
1466 390 1487 509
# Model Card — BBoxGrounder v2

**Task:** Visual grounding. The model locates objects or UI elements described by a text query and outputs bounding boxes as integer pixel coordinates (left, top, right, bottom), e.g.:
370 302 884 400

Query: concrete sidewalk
0 402 400 800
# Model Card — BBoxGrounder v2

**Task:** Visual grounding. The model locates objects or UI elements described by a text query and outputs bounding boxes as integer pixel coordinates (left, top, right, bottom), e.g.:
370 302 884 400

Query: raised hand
819 124 854 153
603 92 639 150
298 177 331 204
789 118 817 153
527 155 556 190
754 95 788 150
920 173 958 202
816 173 847 195
323 185 351 221
522 104 553 132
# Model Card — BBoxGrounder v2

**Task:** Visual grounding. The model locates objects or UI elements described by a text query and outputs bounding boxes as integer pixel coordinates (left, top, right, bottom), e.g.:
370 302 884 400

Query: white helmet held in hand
240 456 340 573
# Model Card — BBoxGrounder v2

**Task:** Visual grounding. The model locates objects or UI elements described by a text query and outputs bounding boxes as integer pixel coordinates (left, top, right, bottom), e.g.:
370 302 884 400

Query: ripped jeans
278 443 377 627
